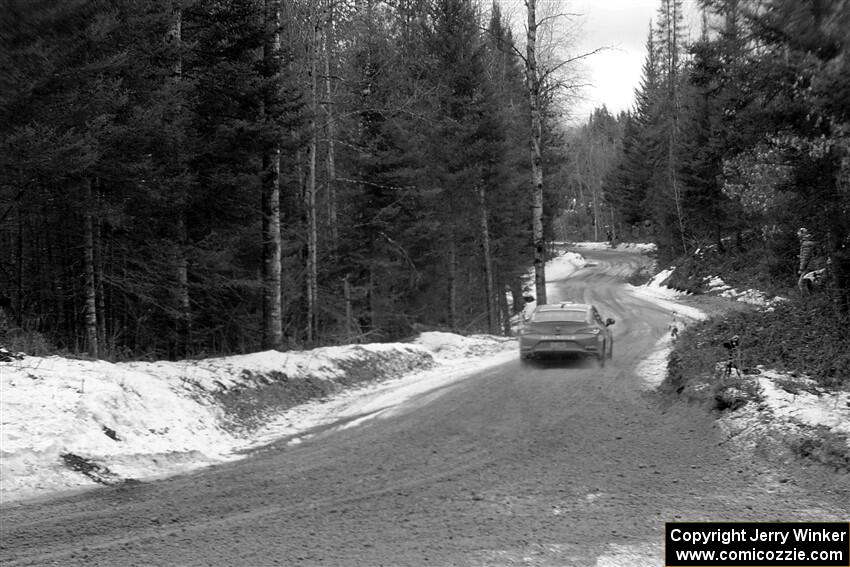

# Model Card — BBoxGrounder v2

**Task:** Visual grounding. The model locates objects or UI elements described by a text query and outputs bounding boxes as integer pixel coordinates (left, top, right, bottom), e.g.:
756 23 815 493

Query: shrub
670 294 850 391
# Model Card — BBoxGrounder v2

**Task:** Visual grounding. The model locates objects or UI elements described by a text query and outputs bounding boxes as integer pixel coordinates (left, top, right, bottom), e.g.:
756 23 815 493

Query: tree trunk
170 0 192 354
478 183 497 334
16 206 23 327
499 274 511 336
306 30 319 345
83 178 99 358
261 0 283 349
448 238 458 330
368 266 377 332
323 2 338 250
261 147 283 350
587 134 600 242
94 196 106 351
525 0 547 305
665 0 687 254
344 275 353 342
176 217 191 352
669 133 686 253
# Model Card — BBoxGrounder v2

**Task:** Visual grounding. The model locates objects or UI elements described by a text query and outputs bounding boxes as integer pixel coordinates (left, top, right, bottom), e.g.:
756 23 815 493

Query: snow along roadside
0 333 516 504
628 270 850 465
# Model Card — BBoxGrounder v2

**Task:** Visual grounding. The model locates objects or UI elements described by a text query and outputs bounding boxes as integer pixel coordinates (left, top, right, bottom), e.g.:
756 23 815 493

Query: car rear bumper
519 335 603 358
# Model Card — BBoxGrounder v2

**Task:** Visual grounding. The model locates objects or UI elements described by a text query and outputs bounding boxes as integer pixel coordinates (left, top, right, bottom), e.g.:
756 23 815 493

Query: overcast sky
497 0 702 123
570 0 702 121
569 0 658 120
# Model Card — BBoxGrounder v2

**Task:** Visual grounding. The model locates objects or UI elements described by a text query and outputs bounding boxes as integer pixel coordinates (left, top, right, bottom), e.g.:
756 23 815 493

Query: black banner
665 522 850 566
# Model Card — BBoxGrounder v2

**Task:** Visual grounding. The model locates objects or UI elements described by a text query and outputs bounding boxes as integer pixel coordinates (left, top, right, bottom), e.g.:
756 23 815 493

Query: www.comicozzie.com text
673 547 845 564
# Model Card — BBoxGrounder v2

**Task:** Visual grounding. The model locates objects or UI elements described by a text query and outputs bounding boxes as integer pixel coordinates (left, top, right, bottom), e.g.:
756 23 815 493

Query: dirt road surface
1 249 848 566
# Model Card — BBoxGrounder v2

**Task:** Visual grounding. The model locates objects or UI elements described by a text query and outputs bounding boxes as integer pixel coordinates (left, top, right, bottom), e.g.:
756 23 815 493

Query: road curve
1 249 848 566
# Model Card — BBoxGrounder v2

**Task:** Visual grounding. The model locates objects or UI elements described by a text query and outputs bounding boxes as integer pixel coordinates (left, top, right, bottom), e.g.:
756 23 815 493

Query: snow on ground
629 268 707 390
596 542 661 567
0 335 516 503
557 241 657 254
2 356 244 501
545 250 588 281
756 371 850 439
411 332 515 363
635 335 677 391
513 249 587 322
544 251 587 301
703 275 787 309
717 369 850 454
124 342 430 393
627 267 707 322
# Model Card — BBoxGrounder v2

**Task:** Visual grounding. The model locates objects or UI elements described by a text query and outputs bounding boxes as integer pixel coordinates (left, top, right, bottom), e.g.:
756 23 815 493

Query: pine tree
0 0 146 356
604 29 660 235
485 2 534 328
654 0 688 253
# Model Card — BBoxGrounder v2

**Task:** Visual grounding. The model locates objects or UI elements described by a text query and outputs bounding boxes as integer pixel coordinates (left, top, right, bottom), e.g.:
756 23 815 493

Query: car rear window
532 310 587 323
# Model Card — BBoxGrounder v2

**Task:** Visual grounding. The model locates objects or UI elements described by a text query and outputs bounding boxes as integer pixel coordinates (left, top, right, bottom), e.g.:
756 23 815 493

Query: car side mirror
523 296 535 303
606 318 615 326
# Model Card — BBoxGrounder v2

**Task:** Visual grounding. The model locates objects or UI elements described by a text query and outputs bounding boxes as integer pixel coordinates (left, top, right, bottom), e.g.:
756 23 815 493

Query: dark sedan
519 303 615 366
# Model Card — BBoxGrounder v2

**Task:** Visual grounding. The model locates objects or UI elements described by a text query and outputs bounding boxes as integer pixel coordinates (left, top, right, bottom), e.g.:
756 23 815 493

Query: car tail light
577 327 601 335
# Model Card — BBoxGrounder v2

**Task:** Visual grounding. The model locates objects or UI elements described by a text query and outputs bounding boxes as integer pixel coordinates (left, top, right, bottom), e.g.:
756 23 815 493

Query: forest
1 0 848 360
568 0 849 321
621 1 847 285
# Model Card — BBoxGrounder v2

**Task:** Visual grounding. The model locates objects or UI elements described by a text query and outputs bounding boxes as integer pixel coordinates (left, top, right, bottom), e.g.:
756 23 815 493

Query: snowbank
716 369 850 467
123 343 430 394
627 268 707 322
558 241 657 253
0 335 515 503
703 275 787 309
2 356 243 501
545 250 588 281
513 250 588 320
635 335 677 390
633 267 787 312
756 371 850 438
412 332 515 362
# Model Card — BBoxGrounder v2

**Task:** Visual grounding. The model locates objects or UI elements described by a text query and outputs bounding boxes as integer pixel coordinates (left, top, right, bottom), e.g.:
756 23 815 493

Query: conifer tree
604 29 660 235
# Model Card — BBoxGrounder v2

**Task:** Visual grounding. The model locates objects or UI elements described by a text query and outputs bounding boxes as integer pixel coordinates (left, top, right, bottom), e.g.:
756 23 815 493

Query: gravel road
1 249 847 566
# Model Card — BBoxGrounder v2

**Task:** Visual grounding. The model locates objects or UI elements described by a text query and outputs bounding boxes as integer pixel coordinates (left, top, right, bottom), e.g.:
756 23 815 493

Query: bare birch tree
261 0 283 349
83 177 99 358
519 0 600 304
525 0 547 305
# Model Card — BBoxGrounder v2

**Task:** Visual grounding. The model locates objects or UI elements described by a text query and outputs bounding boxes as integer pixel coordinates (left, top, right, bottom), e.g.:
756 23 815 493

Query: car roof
534 302 590 312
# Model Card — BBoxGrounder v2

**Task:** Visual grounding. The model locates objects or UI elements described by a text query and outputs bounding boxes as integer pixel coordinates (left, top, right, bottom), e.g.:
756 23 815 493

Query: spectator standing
797 228 824 294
